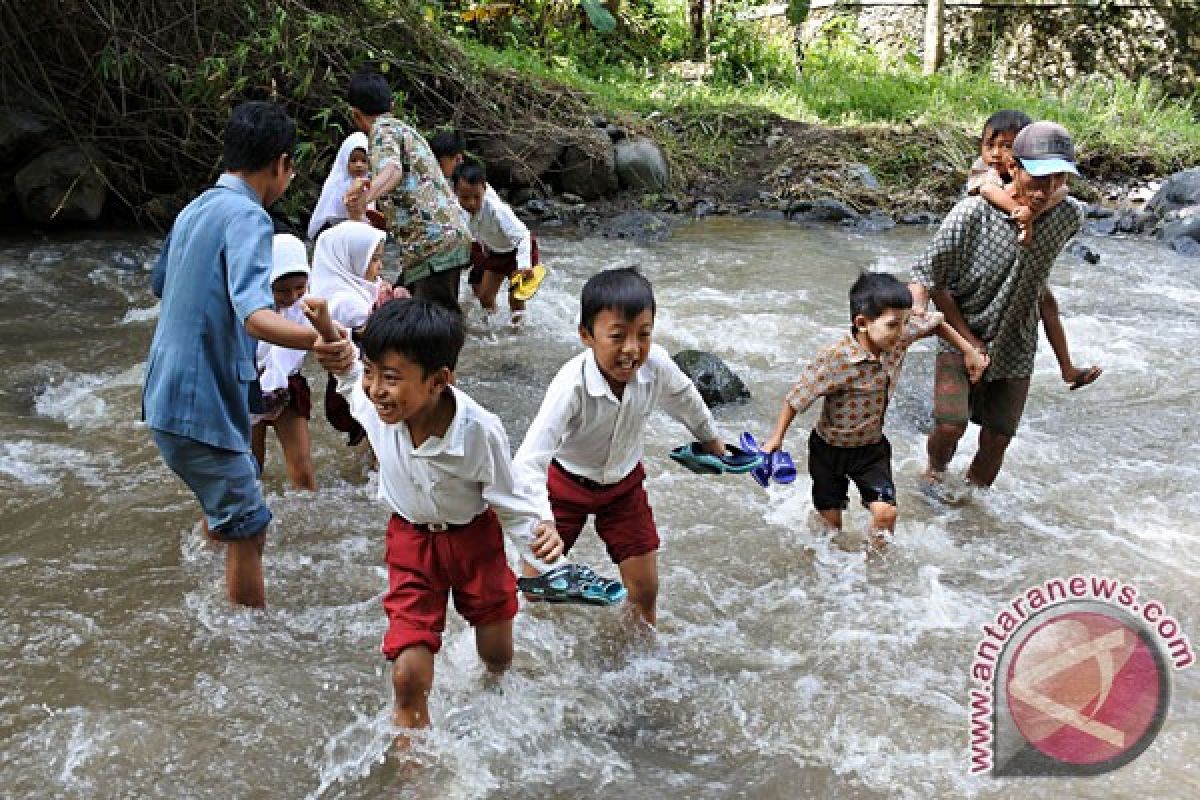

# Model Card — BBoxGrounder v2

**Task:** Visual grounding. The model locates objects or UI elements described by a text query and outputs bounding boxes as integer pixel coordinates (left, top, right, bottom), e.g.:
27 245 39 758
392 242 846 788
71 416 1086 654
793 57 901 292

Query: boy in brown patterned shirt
761 273 987 546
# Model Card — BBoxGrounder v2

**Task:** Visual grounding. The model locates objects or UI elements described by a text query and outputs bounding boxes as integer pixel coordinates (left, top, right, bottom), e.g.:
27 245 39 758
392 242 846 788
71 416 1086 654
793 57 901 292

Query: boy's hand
964 348 990 384
301 296 340 343
344 178 369 220
700 438 725 458
1062 364 1103 391
761 434 784 454
1012 206 1034 246
531 521 563 564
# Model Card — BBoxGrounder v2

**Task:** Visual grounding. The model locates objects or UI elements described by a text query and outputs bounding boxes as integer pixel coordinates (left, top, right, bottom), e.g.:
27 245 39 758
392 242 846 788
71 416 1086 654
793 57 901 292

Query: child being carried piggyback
760 273 988 549
968 110 1069 245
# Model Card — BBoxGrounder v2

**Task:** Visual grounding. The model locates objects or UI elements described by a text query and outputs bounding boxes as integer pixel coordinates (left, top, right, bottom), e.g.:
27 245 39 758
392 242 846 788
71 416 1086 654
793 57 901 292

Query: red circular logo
1005 610 1164 766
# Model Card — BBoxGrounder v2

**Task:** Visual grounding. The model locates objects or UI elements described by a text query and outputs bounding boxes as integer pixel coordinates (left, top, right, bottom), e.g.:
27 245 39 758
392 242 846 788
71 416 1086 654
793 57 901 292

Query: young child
429 128 467 181
307 132 372 240
144 101 353 608
309 220 395 447
968 110 1068 245
249 234 317 490
309 298 565 741
454 160 541 327
345 70 470 315
513 267 725 626
760 273 987 547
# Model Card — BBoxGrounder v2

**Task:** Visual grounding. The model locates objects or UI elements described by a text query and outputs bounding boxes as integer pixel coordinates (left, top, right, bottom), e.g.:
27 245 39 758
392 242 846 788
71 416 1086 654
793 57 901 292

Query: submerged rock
898 211 942 225
1169 236 1200 257
1147 168 1200 216
1157 207 1200 243
585 210 673 242
847 211 895 233
787 198 860 223
672 350 750 407
1066 240 1101 264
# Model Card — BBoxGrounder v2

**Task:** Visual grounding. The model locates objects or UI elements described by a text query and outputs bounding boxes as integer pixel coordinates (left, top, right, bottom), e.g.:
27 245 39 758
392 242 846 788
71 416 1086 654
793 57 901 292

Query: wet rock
1169 236 1200 257
1088 216 1119 236
558 192 585 206
898 211 942 225
14 146 106 224
585 210 673 242
1157 207 1200 242
614 137 670 192
787 198 860 223
1147 168 1200 216
0 108 52 166
110 251 141 271
473 133 563 188
553 128 618 201
1066 240 1101 264
511 187 542 207
1085 204 1116 219
671 350 750 407
846 163 881 191
692 199 716 218
847 211 895 232
520 198 548 217
1114 209 1157 235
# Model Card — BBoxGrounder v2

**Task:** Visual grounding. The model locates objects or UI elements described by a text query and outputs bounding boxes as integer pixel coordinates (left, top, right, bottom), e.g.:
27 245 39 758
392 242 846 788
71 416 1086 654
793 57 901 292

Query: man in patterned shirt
909 121 1102 492
761 273 986 547
347 70 470 314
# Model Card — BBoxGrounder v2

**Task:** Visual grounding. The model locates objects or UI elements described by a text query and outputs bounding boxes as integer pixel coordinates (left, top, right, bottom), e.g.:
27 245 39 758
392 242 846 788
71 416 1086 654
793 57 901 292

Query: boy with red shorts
513 267 726 626
312 298 565 739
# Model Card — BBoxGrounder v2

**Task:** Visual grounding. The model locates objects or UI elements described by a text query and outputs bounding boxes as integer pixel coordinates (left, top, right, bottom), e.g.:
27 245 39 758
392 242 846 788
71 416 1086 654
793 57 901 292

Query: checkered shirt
911 195 1085 380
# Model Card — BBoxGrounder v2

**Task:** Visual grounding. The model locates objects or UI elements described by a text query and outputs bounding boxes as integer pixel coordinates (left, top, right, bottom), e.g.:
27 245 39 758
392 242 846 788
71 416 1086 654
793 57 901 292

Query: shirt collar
841 333 877 364
410 386 467 458
583 349 650 401
216 173 260 203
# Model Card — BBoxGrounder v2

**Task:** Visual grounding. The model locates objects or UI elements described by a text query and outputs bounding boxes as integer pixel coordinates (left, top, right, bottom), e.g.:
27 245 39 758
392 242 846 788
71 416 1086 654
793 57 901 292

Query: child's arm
482 423 565 573
761 352 831 452
1039 288 1102 390
979 183 1022 218
653 347 724 457
761 402 799 454
931 320 989 383
493 199 535 276
512 368 583 527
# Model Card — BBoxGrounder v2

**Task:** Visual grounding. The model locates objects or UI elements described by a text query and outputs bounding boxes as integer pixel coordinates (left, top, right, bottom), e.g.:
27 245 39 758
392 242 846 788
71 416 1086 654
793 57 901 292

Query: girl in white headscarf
307 132 371 241
251 234 317 489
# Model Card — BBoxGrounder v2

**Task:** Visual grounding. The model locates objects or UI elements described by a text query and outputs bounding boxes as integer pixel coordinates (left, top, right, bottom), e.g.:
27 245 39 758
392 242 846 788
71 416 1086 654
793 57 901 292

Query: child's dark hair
361 298 465 376
347 70 393 116
429 129 466 160
982 110 1033 143
849 272 912 332
223 102 295 173
580 267 656 334
452 158 487 188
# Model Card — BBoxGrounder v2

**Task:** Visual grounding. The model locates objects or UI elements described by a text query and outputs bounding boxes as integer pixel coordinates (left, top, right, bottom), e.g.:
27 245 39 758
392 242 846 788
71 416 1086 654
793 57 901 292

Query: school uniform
513 344 718 565
335 361 547 658
467 186 539 287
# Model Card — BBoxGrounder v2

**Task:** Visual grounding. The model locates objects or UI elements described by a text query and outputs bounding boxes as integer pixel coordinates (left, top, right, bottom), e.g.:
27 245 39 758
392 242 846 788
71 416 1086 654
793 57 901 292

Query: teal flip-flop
670 442 762 475
517 563 627 606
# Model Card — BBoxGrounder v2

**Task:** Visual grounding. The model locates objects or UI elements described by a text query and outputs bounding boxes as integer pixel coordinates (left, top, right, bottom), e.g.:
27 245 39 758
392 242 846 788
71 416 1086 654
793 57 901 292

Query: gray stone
1088 216 1119 236
473 134 562 188
1147 168 1200 216
1169 236 1200 257
898 211 942 225
0 108 52 166
110 251 141 271
671 350 750 408
847 211 895 232
1085 204 1116 219
788 198 860 223
553 129 618 201
614 137 670 192
14 146 106 224
586 210 673 242
846 163 881 190
511 187 541 207
520 198 548 216
1066 240 1101 264
1158 207 1200 242
693 199 716 218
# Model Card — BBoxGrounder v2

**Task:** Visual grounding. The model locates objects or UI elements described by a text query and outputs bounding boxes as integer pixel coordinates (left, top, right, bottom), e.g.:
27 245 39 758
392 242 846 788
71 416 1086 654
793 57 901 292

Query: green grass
460 38 1200 178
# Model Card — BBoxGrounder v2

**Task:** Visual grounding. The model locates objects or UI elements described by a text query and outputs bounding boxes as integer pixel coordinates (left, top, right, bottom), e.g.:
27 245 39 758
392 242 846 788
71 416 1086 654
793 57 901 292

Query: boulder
1085 204 1115 219
671 350 750 408
787 198 860 223
1169 236 1200 257
585 210 673 242
553 129 618 200
614 137 670 191
0 108 52 166
473 133 562 188
14 146 106 224
1146 168 1200 216
1065 240 1101 264
1157 206 1200 243
898 211 942 225
847 211 895 232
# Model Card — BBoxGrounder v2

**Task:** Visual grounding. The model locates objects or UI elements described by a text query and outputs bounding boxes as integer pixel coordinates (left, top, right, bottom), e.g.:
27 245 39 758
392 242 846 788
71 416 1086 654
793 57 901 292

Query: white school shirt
336 361 552 567
469 186 533 269
513 344 720 521
255 302 309 393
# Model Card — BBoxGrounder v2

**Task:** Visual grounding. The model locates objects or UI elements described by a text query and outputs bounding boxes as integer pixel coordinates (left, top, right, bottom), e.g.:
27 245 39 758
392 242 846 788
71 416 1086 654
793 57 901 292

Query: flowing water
1 219 1197 799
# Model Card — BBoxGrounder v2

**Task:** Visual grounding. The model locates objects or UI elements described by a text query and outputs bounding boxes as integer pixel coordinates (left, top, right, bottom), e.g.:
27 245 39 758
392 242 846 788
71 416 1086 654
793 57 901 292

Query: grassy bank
460 36 1200 193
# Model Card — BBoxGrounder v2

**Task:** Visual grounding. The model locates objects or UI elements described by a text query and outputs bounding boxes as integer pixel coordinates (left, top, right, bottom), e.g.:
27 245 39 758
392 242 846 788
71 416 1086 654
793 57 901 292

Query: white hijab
309 220 386 329
307 132 369 240
255 234 312 392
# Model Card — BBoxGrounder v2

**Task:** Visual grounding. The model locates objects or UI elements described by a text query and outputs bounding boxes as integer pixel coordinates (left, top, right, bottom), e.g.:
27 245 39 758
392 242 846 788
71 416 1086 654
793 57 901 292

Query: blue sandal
670 442 762 475
517 563 627 606
740 432 797 486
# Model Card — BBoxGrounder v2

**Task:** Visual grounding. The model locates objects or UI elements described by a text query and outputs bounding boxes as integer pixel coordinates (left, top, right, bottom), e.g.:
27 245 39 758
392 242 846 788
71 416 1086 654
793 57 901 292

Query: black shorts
807 430 896 511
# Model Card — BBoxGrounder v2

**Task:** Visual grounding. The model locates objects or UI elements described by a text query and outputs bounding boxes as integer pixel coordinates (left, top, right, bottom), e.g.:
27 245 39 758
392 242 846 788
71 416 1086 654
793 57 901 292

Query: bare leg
508 290 526 323
966 428 1013 487
391 646 436 748
617 552 658 626
250 422 267 472
818 508 843 530
866 501 898 551
225 530 266 608
273 409 316 491
474 619 514 675
926 422 967 478
477 271 505 312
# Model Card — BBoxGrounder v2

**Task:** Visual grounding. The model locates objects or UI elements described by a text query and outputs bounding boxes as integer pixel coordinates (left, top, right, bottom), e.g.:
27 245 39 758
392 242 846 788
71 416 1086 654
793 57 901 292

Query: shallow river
1 218 1197 799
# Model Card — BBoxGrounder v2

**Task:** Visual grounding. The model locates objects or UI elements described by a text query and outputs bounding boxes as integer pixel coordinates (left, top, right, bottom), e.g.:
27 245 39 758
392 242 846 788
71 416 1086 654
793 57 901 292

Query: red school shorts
380 508 518 660
467 236 540 286
547 461 659 565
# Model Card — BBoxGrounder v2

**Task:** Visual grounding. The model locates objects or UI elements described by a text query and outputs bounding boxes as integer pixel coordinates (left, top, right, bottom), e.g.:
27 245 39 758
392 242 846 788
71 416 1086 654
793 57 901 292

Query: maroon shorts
380 508 518 659
547 461 659 565
467 236 540 286
285 374 311 420
324 374 366 446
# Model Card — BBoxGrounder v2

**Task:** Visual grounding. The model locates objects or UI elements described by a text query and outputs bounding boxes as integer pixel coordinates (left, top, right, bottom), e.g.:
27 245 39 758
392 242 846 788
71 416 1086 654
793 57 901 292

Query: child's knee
933 421 968 440
391 651 434 704
870 502 898 530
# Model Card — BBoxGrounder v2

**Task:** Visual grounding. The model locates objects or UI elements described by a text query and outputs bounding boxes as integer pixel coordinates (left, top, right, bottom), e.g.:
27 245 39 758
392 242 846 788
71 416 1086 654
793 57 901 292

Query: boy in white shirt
513 267 726 626
311 298 566 740
453 160 540 325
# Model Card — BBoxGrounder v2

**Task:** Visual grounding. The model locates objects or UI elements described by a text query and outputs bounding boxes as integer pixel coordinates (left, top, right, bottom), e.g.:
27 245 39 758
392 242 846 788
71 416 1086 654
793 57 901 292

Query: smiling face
1012 166 1069 215
361 349 449 426
364 242 385 282
580 307 655 392
271 273 308 310
347 147 369 179
856 307 910 354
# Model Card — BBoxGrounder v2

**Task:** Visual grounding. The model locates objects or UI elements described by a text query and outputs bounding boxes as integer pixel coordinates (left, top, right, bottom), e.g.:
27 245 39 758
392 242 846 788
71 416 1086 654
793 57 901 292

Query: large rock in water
614 137 669 191
552 128 617 200
473 133 563 188
14 146 106 223
672 350 750 408
1147 168 1200 216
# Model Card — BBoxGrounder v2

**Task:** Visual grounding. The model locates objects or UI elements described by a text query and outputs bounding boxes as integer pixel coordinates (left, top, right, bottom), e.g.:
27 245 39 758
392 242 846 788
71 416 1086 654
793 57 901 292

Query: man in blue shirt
144 102 353 608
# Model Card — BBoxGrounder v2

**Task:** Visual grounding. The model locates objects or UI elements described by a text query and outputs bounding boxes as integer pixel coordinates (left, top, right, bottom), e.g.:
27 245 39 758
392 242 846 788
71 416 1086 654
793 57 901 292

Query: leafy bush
708 2 798 87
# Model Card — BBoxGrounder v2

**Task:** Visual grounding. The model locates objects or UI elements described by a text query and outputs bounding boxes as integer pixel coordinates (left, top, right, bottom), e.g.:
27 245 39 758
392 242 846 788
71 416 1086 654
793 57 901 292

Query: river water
1 219 1197 799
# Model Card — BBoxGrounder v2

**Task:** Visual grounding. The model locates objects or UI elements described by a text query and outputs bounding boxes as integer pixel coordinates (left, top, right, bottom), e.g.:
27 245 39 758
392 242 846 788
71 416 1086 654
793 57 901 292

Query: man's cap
271 234 310 284
1013 121 1079 177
